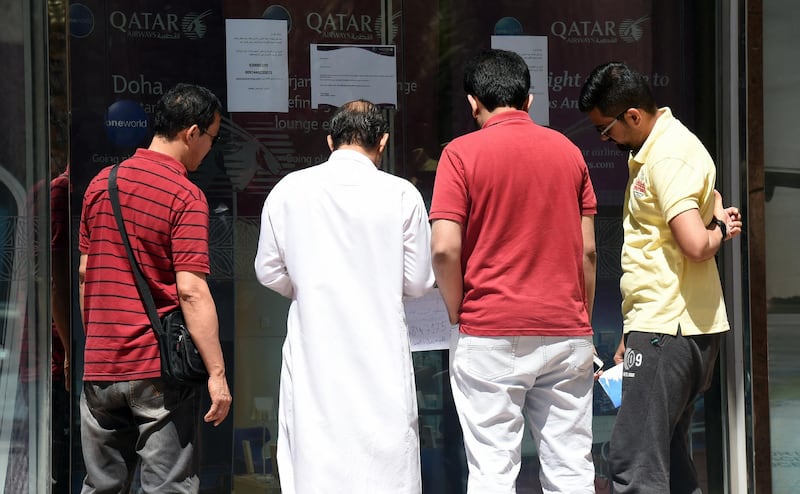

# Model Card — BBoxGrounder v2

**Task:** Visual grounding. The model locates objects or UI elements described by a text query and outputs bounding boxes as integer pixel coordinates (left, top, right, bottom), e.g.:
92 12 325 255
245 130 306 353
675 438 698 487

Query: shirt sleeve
649 157 706 222
79 176 103 255
429 146 468 224
579 161 598 216
254 191 294 298
402 185 435 298
171 196 211 274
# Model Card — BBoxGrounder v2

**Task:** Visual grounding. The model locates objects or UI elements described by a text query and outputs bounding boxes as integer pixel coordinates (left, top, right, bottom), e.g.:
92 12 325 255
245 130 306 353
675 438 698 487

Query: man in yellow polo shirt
578 62 743 493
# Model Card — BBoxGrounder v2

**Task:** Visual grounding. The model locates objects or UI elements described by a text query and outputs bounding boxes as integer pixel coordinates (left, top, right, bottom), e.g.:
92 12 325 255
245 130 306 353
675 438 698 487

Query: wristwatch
710 217 727 241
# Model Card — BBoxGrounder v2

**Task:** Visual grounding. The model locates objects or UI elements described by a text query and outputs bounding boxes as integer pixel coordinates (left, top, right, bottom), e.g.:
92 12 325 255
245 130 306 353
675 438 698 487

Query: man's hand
204 374 232 426
713 190 743 241
430 219 464 326
593 348 604 381
176 270 231 426
63 355 71 391
613 336 625 365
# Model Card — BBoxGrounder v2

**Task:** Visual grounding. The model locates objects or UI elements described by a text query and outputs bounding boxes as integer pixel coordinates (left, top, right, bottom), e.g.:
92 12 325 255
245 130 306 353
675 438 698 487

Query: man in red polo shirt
430 49 598 493
78 83 231 493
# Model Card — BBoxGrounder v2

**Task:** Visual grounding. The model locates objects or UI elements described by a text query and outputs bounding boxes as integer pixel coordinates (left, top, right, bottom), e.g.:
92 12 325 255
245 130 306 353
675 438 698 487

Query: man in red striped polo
78 83 231 493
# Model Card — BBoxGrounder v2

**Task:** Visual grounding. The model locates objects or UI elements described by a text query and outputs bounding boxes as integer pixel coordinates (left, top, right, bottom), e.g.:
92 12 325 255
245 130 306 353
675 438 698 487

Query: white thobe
254 149 434 494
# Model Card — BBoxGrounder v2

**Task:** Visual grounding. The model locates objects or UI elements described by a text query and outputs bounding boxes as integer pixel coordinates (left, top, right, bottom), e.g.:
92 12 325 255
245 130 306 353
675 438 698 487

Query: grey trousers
80 378 201 494
609 329 722 494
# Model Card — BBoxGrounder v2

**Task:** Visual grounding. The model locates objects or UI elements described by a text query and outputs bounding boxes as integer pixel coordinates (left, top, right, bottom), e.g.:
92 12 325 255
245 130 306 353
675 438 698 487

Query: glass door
764 1 800 492
63 0 728 492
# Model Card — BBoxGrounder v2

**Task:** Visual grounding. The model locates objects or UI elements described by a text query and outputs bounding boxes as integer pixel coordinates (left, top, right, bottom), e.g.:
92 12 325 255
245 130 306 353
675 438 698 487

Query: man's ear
376 133 389 158
627 108 644 127
185 124 200 143
326 135 335 151
523 94 534 112
467 94 480 117
372 133 390 168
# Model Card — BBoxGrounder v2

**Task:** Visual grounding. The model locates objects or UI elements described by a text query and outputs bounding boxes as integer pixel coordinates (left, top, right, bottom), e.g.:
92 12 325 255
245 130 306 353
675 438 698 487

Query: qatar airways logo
306 10 400 43
109 9 213 40
550 16 649 44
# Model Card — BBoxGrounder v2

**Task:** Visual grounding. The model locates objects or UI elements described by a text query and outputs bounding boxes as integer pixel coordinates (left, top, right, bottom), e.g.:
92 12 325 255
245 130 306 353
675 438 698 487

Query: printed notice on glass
310 44 397 109
404 289 457 352
226 19 289 113
491 36 549 126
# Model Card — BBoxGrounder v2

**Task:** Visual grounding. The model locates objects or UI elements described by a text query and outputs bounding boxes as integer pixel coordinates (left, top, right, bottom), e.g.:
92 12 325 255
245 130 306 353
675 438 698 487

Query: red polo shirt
430 110 597 336
79 149 210 381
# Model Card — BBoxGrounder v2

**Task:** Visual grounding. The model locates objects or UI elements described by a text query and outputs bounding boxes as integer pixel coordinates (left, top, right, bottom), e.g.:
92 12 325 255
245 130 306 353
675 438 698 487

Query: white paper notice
310 44 397 109
404 289 457 352
226 19 289 113
491 36 549 126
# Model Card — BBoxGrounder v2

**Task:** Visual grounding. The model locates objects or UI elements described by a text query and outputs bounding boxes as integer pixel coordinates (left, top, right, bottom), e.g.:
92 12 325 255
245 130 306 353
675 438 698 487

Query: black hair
463 49 530 111
578 62 657 116
328 100 389 150
152 83 222 139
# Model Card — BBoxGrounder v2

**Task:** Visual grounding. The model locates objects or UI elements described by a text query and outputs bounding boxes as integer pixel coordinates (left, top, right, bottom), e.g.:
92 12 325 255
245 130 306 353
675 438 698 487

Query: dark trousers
52 380 70 493
609 329 722 494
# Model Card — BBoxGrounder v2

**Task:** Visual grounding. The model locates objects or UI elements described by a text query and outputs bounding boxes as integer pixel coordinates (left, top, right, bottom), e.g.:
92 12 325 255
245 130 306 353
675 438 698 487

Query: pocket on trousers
465 342 515 380
129 379 165 410
568 337 594 372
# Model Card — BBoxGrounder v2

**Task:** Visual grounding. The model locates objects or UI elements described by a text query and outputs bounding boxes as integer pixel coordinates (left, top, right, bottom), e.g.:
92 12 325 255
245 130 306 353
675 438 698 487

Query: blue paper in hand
598 362 623 408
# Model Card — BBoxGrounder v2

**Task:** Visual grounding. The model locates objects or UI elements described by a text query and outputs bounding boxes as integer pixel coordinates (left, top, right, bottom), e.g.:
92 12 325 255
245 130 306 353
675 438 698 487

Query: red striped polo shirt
79 149 210 381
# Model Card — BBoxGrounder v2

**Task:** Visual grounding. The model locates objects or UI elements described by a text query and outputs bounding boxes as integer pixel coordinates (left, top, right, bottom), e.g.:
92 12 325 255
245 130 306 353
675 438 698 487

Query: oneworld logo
550 16 650 44
109 10 213 40
69 3 95 38
104 100 149 148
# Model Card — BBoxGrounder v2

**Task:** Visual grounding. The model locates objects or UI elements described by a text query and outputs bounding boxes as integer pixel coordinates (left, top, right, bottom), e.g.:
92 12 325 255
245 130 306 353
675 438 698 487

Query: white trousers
449 332 595 494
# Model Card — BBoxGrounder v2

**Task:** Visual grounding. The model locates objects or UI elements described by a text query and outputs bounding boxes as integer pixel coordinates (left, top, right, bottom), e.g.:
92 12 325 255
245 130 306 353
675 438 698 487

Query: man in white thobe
254 100 434 494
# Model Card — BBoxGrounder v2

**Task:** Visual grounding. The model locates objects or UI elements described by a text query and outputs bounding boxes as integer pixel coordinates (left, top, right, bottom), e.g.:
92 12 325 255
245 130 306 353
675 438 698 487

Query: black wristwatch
710 217 727 241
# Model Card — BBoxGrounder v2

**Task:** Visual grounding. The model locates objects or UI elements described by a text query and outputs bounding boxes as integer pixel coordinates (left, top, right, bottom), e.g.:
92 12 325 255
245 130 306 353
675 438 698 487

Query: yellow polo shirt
620 108 729 336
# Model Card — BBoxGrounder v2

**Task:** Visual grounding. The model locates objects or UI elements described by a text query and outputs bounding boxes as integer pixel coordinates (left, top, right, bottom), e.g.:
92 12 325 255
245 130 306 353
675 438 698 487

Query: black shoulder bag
108 164 208 385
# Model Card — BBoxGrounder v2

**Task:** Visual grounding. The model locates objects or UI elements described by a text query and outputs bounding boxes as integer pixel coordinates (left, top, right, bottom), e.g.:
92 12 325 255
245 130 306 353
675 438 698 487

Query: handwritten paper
226 19 289 112
404 289 456 352
491 35 549 126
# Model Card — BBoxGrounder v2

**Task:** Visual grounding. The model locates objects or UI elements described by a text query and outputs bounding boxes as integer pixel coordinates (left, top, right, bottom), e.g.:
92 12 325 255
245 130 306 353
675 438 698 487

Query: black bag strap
108 164 165 336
